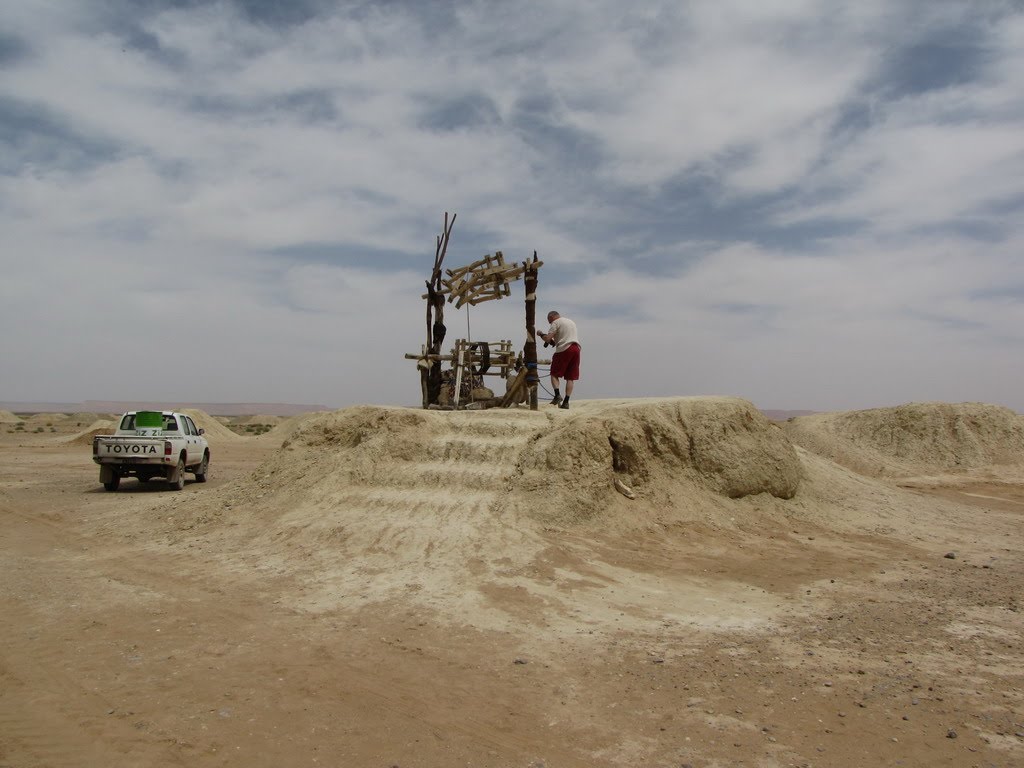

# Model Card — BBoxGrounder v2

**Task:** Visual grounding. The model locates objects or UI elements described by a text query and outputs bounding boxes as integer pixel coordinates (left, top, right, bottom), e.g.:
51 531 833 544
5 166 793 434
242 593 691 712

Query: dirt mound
783 401 1024 477
269 397 800 527
171 398 995 633
68 411 102 424
164 399 819 626
0 410 20 423
512 397 801 526
233 414 283 426
25 412 67 423
180 408 244 443
262 411 327 441
64 420 116 445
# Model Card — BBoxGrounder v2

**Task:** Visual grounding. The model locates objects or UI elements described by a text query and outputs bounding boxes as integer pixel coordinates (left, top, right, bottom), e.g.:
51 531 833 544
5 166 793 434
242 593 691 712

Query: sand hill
156 397 1024 626
0 409 22 423
167 397 864 623
67 411 104 424
260 411 326 442
233 414 283 426
783 401 1024 478
180 408 244 443
271 397 801 524
25 412 67 424
64 420 116 445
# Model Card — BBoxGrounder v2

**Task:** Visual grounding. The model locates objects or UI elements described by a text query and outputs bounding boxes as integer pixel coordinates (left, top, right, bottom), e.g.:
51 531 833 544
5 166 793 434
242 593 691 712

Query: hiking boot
559 401 569 409
550 395 562 406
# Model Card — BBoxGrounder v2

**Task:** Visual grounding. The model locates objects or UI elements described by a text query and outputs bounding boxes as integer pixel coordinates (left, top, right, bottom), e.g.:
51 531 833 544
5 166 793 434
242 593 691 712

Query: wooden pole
423 212 455 407
524 251 540 410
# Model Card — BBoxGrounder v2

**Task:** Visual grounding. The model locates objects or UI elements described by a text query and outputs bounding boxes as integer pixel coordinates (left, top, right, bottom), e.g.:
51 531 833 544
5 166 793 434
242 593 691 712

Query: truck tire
169 457 186 491
194 452 209 483
103 475 120 492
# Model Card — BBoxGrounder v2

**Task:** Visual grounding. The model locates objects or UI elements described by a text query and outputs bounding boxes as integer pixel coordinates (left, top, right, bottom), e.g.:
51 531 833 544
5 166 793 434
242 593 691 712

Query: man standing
537 310 581 409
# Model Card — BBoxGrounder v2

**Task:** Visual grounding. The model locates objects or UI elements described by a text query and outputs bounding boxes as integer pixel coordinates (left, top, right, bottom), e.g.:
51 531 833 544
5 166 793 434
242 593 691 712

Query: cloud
1 0 1022 411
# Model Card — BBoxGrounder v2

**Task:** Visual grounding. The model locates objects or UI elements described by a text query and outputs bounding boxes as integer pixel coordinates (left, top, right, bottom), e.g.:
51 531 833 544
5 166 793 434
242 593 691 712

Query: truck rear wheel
169 457 185 491
194 452 209 483
103 476 120 492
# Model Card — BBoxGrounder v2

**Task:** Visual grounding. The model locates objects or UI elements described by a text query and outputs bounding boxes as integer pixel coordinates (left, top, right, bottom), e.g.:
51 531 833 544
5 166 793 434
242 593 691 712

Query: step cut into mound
783 402 1024 477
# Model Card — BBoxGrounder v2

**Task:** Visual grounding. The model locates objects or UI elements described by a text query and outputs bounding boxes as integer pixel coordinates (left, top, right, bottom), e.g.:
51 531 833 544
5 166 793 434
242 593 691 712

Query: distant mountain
0 401 330 417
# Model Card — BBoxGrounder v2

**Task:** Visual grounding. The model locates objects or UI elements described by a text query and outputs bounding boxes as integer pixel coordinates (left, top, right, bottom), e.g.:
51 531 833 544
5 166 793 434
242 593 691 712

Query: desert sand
0 397 1021 767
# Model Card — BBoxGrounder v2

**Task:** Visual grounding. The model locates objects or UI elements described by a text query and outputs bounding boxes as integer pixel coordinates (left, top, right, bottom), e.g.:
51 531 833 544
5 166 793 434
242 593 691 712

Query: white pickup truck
93 410 210 492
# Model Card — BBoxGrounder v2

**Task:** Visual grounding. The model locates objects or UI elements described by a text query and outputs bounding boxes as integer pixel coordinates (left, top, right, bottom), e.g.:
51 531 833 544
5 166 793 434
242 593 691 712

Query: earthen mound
68 412 102 424
513 397 801 525
26 412 67 423
0 409 20 423
263 411 327 441
783 402 1024 477
180 408 244 443
234 414 283 426
269 397 800 528
64 420 116 445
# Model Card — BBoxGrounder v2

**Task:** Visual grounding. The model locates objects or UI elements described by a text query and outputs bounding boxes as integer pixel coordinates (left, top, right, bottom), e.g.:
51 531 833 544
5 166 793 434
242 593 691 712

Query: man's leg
550 375 562 405
559 379 574 408
559 346 579 409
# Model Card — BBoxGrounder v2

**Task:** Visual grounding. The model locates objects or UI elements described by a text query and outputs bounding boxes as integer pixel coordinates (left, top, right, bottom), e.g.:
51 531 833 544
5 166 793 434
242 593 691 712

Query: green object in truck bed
135 411 163 428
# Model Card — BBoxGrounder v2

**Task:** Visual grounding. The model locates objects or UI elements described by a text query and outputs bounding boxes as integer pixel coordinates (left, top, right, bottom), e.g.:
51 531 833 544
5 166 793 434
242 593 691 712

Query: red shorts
550 343 581 380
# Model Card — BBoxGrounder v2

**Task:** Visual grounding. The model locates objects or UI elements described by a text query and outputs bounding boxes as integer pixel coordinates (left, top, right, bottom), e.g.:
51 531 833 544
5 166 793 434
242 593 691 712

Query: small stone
944 552 956 559
946 729 958 739
513 658 528 665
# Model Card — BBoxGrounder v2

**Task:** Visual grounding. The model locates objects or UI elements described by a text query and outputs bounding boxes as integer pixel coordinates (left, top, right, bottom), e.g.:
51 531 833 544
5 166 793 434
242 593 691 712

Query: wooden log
500 367 528 408
466 293 507 307
523 252 541 411
453 342 465 408
445 252 504 280
424 212 455 408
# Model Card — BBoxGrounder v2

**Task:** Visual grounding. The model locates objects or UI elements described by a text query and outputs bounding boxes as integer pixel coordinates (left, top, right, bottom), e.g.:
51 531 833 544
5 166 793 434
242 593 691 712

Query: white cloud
1 0 1022 411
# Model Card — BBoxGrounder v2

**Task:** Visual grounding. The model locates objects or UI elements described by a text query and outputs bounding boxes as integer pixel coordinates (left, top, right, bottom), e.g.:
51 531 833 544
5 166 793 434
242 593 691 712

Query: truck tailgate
93 437 165 458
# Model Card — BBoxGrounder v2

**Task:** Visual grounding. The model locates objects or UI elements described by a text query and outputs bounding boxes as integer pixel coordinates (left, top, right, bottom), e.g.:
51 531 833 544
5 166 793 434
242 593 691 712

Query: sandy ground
1 401 1022 768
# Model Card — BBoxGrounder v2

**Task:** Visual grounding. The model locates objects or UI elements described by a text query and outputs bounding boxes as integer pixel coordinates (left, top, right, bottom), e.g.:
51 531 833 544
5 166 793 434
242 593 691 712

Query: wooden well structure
405 212 547 410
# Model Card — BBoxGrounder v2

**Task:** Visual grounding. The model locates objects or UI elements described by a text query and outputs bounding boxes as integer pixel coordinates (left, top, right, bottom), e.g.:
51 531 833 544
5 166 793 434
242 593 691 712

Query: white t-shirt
547 317 579 354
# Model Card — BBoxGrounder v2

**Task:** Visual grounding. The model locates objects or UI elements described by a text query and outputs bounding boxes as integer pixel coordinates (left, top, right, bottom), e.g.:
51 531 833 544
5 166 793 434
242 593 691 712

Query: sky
2 0 1023 412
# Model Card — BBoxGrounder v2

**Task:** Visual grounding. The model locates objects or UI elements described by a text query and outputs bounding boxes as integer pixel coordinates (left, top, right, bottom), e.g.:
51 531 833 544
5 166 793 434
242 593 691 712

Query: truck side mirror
198 428 205 435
